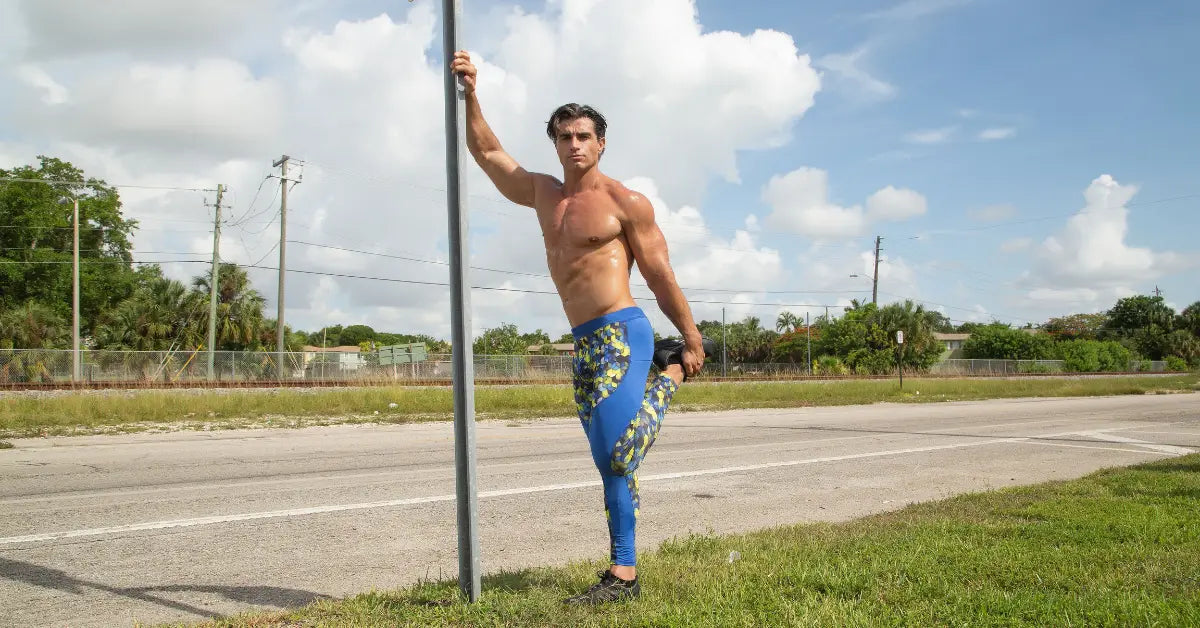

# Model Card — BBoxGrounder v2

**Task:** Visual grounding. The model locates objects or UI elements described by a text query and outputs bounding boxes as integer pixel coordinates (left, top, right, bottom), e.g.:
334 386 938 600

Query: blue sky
1 0 1196 337
696 0 1200 321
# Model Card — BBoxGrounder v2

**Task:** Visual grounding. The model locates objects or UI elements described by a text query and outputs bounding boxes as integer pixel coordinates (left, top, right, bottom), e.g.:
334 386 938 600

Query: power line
286 239 872 295
0 176 215 193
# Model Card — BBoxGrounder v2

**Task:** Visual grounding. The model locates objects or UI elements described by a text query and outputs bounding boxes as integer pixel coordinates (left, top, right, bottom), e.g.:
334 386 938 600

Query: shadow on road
0 557 330 620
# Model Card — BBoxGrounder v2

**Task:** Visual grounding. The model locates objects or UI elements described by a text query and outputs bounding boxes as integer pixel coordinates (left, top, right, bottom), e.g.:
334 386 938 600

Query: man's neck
562 166 604 196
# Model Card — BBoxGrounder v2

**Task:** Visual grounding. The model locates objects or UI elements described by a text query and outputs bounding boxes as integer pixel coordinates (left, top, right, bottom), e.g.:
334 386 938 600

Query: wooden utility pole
272 155 290 379
206 184 225 381
872 235 882 305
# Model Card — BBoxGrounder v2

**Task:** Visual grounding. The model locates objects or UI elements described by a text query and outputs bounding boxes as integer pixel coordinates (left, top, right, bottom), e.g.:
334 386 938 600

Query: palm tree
0 301 68 349
776 311 801 333
189 263 267 350
95 277 198 351
0 301 70 382
874 300 941 369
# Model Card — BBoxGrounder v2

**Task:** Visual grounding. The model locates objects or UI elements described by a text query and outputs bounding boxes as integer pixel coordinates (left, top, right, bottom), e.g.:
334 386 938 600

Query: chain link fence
0 349 1176 385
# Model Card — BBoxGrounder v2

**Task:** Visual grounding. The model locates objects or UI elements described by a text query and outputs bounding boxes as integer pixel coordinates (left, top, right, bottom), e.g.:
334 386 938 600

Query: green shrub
1056 339 1133 372
1057 340 1100 372
1165 356 1189 372
1095 340 1133 371
847 348 894 375
962 325 1055 360
812 355 849 376
1017 361 1054 374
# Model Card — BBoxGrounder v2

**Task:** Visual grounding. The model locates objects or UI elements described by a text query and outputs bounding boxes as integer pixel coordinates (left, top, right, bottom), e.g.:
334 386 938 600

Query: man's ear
599 136 606 157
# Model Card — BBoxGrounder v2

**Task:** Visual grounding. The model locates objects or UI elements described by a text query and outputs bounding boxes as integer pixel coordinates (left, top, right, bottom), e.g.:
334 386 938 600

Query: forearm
465 91 504 159
648 274 701 342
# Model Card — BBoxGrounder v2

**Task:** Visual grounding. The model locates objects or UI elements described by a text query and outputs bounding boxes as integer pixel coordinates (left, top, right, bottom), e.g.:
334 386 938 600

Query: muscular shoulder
604 180 655 224
530 173 564 212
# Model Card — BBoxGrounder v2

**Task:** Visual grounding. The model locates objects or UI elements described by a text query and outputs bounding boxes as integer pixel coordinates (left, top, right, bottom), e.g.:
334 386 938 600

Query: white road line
0 417 1094 506
1076 430 1193 455
1 425 1188 546
1114 430 1200 437
1018 441 1176 455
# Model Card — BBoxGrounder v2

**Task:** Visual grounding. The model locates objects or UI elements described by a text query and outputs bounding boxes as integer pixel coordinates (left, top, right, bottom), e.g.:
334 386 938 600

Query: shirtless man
452 51 716 604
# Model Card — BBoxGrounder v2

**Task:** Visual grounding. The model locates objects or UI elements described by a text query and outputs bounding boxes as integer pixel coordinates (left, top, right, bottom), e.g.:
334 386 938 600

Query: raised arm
618 190 705 376
451 51 541 208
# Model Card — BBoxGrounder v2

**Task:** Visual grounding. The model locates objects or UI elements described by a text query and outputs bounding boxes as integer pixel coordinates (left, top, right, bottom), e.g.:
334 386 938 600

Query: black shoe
653 336 718 381
563 569 641 605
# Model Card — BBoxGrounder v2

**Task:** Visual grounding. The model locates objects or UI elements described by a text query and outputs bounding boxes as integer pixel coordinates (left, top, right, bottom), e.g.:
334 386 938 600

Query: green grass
2 374 1197 438
183 454 1200 627
0 440 11 449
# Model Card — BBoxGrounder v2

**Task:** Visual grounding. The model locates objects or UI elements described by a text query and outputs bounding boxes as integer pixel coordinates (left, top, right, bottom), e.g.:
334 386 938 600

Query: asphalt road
1 394 1197 627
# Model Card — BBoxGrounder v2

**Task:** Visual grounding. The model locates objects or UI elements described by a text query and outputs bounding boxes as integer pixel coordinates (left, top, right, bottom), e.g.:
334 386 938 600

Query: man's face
553 117 605 172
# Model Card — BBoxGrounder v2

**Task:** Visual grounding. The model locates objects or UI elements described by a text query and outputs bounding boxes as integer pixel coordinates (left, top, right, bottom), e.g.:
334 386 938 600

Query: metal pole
872 235 882 305
207 184 223 382
721 306 727 377
443 0 481 602
273 155 290 379
72 198 81 383
806 311 811 375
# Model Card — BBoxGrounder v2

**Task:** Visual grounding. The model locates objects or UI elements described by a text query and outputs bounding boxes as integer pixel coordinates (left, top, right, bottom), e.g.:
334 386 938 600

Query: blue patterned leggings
572 306 678 567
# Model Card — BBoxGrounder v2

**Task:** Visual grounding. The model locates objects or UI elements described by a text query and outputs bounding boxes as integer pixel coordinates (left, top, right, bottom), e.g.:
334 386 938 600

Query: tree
771 329 812 363
722 316 777 363
473 323 528 355
962 324 1055 360
308 325 344 347
0 156 140 337
1106 295 1175 332
339 324 377 347
1043 313 1107 341
775 311 801 333
925 311 955 333
875 300 944 370
1178 302 1200 338
0 301 68 349
94 275 198 351
1164 330 1200 362
188 263 267 351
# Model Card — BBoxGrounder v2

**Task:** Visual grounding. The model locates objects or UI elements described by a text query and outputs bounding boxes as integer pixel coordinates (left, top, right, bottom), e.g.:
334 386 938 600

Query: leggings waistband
571 306 647 339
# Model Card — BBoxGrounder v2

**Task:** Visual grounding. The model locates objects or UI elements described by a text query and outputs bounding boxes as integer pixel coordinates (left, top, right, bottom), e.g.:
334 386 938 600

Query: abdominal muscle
550 239 637 328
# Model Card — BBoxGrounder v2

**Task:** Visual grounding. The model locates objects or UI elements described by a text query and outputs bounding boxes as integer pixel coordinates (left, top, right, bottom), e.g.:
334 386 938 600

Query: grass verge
184 453 1200 627
2 374 1197 438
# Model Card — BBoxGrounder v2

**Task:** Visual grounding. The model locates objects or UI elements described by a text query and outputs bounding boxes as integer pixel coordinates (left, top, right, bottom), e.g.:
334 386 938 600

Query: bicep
478 150 538 207
624 198 675 283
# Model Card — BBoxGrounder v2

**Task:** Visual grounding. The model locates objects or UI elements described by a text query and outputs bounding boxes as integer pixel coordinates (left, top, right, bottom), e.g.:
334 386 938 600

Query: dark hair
545 103 607 141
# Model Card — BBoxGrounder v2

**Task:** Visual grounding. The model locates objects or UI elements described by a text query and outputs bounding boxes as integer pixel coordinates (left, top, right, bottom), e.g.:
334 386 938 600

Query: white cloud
1000 237 1032 253
0 1 826 338
1022 174 1196 307
487 0 821 204
763 168 866 238
816 47 896 100
969 204 1016 222
15 64 67 104
905 126 956 144
978 127 1016 141
866 186 927 221
13 0 278 59
764 168 926 238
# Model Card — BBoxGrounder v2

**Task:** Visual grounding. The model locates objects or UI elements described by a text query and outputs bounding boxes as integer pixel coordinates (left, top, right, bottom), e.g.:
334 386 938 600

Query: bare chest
541 195 623 251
